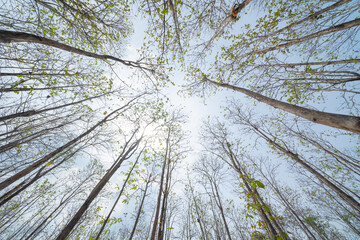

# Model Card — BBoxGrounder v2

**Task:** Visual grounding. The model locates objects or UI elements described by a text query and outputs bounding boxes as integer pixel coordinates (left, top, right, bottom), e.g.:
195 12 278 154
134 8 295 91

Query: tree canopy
0 0 359 239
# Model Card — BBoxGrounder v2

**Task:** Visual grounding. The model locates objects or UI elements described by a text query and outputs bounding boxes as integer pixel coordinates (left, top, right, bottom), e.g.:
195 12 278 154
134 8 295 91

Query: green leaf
256 180 265 189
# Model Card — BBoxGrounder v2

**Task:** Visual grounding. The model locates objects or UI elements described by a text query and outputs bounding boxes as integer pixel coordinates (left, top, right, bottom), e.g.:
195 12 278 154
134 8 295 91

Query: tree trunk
252 125 360 213
211 181 232 240
237 18 360 59
129 174 151 240
158 144 173 240
0 30 148 70
94 149 144 240
150 130 170 240
225 144 279 239
258 59 360 68
207 79 360 133
0 91 111 122
25 173 92 240
55 138 141 240
259 0 350 40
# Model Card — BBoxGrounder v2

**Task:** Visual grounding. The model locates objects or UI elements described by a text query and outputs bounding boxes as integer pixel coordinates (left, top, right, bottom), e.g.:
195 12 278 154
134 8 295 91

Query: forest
0 0 359 239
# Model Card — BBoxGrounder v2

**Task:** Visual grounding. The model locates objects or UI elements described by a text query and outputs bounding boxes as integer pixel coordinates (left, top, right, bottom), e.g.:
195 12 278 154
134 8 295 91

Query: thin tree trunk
272 184 317 239
225 144 278 239
236 18 360 59
94 149 144 240
251 125 360 213
258 0 350 40
25 173 92 240
157 147 173 240
0 30 150 70
281 123 360 171
192 195 207 240
0 72 78 77
258 59 360 68
0 85 87 93
0 129 47 153
0 148 80 206
129 174 151 240
211 181 232 240
150 130 170 240
55 137 141 240
0 91 111 122
203 0 252 51
206 78 360 133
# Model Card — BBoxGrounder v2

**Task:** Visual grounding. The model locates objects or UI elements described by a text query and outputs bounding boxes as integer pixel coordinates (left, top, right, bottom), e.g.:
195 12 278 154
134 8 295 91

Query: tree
200 121 289 239
149 110 188 240
226 104 360 213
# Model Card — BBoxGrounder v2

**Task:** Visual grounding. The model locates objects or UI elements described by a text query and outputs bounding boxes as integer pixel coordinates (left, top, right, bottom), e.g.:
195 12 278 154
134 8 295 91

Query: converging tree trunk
55 135 141 240
0 30 149 70
206 78 360 133
94 148 144 240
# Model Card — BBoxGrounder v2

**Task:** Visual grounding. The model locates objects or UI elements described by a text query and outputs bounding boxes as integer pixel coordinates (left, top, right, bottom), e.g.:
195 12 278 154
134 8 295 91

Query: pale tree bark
0 30 150 71
0 91 113 122
278 120 360 174
187 178 207 240
256 166 318 239
0 148 80 207
257 59 360 68
203 0 252 51
224 145 279 240
211 180 233 240
196 157 233 240
25 170 95 240
55 134 142 240
150 130 170 240
206 78 360 133
0 85 89 93
94 148 144 240
129 173 152 240
235 18 360 60
157 153 171 240
256 0 350 41
202 121 285 239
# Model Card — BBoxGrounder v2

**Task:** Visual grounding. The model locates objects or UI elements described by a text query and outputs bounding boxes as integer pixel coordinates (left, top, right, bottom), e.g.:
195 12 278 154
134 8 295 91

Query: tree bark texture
207 79 360 133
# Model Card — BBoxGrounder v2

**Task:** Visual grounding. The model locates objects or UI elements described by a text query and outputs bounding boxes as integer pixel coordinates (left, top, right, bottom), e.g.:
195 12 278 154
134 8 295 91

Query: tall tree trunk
25 173 93 240
271 183 317 239
157 148 172 240
206 78 360 133
254 188 288 239
258 59 360 68
225 144 279 239
150 130 170 240
211 181 232 240
236 18 360 59
259 0 350 40
0 91 112 122
94 149 144 240
0 85 88 93
129 174 151 240
0 30 148 70
55 137 141 240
